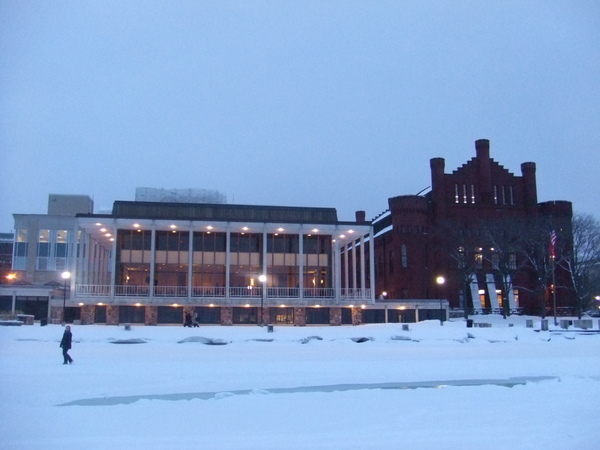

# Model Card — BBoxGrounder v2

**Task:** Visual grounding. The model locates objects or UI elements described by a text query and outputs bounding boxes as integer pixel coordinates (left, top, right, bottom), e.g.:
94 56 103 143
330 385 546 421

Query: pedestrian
192 311 199 327
60 325 74 365
184 312 192 327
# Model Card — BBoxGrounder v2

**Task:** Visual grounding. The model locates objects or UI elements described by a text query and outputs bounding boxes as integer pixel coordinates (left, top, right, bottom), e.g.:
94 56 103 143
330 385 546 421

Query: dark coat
60 330 72 350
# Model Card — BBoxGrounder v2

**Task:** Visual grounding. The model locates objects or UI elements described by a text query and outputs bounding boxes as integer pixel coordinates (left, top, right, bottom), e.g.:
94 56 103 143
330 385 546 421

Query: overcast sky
1 1 599 232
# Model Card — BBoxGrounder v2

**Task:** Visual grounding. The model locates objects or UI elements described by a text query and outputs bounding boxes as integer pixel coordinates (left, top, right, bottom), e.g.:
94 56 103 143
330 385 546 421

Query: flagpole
550 230 557 326
552 255 557 326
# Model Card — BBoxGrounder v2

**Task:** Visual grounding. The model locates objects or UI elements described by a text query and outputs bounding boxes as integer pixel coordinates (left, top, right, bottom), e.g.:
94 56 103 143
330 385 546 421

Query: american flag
549 230 557 258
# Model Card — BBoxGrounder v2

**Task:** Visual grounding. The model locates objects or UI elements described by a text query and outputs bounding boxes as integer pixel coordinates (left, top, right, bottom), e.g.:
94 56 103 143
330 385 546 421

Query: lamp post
61 271 71 326
436 276 445 325
258 274 267 327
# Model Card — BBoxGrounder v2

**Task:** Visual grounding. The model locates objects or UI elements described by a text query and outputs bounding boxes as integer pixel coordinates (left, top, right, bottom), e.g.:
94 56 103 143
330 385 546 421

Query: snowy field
1 316 600 450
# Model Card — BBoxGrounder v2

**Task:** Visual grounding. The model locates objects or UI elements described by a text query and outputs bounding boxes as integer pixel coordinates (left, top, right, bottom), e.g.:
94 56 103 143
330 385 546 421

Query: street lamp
258 274 267 327
61 271 71 326
436 276 445 325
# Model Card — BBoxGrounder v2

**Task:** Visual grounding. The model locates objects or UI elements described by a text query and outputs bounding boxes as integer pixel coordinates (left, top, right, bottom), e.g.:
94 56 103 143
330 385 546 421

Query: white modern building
5 195 380 325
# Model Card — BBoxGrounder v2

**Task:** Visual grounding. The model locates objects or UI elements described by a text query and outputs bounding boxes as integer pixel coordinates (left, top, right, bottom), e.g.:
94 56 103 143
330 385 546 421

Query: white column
343 243 350 296
69 224 76 298
298 231 304 300
110 219 117 298
360 235 366 299
334 239 342 301
262 229 268 300
225 225 231 299
369 234 375 301
149 222 156 299
352 241 357 292
188 226 193 299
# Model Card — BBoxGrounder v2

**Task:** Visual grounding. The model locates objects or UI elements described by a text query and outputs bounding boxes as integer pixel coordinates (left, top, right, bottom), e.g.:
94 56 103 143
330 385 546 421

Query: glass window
14 230 28 257
55 230 68 257
401 244 408 268
37 230 50 257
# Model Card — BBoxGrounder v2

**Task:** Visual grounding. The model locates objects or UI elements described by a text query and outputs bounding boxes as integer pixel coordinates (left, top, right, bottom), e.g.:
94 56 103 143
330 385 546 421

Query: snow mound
299 336 323 344
109 338 147 344
177 336 229 345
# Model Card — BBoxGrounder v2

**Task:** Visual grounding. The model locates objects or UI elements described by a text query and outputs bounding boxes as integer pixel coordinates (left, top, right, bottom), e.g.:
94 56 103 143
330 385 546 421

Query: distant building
135 187 227 204
7 195 413 325
372 139 574 315
4 139 575 324
0 233 14 283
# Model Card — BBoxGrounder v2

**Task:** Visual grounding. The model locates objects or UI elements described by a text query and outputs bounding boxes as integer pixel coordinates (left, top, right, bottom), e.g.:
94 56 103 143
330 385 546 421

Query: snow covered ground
1 316 599 449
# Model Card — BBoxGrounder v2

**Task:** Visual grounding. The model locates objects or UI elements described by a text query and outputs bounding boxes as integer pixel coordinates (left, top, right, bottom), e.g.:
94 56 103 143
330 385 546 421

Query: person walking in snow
60 325 74 364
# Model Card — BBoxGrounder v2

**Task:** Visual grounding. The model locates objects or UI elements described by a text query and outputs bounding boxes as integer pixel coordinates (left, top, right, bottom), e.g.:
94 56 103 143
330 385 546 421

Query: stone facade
81 305 95 325
145 306 158 325
351 307 362 326
329 307 342 326
106 305 119 325
293 308 306 326
220 307 233 325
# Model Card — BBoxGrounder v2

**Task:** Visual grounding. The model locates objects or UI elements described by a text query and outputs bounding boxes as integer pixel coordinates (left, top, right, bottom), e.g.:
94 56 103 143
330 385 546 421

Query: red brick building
372 139 574 315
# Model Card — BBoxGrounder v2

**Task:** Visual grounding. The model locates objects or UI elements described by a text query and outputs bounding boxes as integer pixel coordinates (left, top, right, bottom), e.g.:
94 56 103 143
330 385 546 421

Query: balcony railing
115 285 150 296
267 287 300 298
154 286 188 297
75 285 373 302
192 286 226 297
76 285 111 297
229 286 263 297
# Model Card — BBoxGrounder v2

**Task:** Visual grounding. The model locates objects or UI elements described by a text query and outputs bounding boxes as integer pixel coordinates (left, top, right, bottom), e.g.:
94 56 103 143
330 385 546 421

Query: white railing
229 286 263 297
154 286 188 297
115 285 150 296
341 288 372 300
75 285 373 302
76 285 111 297
192 286 226 297
267 287 300 298
303 288 335 298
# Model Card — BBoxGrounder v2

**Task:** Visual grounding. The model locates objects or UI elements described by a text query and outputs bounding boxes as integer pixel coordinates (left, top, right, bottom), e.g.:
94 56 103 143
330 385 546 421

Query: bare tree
432 219 481 319
517 218 555 318
480 218 529 318
558 213 600 318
